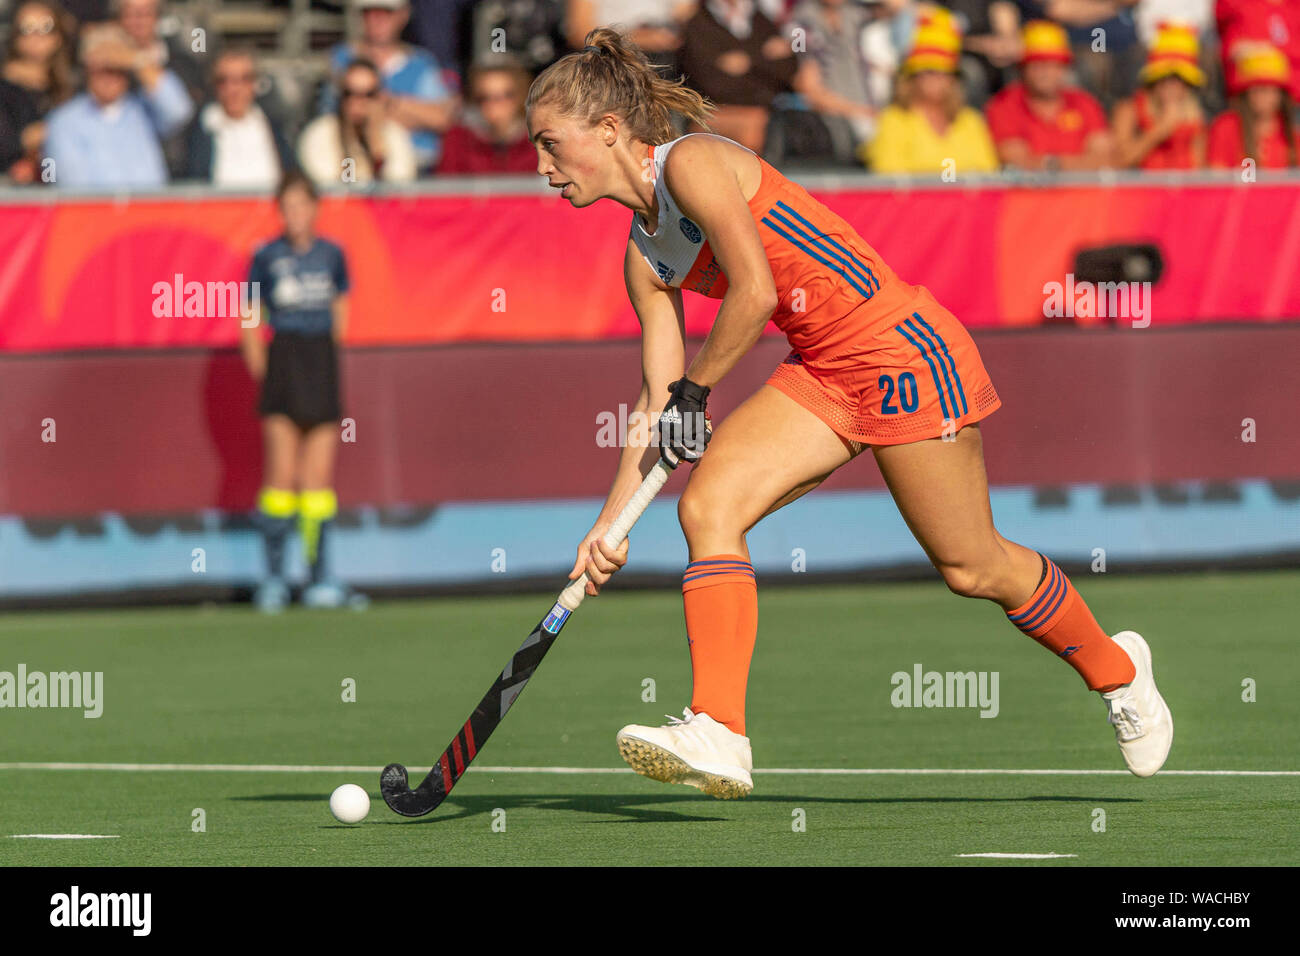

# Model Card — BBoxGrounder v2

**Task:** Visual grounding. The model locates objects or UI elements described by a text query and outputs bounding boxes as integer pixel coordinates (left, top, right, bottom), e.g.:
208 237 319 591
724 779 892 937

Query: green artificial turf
1 571 1296 865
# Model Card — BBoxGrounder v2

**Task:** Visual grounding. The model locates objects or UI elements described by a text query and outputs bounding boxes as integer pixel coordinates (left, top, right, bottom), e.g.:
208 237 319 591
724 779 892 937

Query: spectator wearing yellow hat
863 8 998 174
985 20 1113 170
1208 43 1296 170
1112 22 1206 170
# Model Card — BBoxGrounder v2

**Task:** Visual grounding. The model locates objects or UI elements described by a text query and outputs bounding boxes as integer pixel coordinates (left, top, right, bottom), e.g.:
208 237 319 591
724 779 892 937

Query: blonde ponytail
526 28 714 145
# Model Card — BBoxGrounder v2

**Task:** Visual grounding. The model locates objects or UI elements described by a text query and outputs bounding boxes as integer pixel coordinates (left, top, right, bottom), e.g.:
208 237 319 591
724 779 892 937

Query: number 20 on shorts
878 372 919 414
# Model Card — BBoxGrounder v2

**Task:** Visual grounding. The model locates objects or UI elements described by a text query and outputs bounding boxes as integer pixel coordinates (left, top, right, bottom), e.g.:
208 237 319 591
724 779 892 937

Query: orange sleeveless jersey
634 137 1001 445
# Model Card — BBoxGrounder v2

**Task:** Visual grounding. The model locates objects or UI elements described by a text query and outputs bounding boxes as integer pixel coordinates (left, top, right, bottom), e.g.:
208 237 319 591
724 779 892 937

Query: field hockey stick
380 458 674 817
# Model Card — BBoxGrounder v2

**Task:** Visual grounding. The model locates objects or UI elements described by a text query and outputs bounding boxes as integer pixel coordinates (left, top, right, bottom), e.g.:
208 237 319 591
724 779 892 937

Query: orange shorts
766 287 1001 447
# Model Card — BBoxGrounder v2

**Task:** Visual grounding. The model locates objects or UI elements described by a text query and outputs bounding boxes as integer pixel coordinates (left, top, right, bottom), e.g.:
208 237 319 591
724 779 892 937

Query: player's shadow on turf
376 792 1141 825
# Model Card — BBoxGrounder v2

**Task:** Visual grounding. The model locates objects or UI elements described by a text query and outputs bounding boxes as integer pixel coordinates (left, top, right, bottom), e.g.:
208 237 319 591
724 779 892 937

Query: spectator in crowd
322 0 458 172
115 0 203 100
1006 1 1145 110
936 0 1023 105
1135 3 1221 111
43 22 192 187
1112 21 1206 168
0 0 76 183
565 0 696 72
1216 0 1300 102
785 0 908 164
678 0 798 153
184 49 297 187
472 0 568 74
985 19 1113 169
437 55 536 174
300 58 417 185
404 0 476 88
1208 42 1295 168
864 8 999 173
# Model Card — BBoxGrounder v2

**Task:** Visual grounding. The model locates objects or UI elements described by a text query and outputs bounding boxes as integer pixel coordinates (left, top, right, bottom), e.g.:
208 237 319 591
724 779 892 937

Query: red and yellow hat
1021 20 1071 65
903 5 962 75
1140 22 1205 87
1233 42 1291 91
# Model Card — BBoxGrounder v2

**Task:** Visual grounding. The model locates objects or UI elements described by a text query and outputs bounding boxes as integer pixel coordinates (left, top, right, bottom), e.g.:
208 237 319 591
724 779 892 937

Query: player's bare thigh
871 424 1040 608
679 385 862 559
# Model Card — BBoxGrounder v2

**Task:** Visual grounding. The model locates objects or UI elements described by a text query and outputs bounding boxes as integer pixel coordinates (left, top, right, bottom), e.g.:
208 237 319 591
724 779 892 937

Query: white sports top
628 134 748 294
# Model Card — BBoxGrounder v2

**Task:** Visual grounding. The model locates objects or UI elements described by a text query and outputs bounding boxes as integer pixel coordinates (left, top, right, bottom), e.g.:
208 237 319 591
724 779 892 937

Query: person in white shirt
299 58 417 185
184 49 293 187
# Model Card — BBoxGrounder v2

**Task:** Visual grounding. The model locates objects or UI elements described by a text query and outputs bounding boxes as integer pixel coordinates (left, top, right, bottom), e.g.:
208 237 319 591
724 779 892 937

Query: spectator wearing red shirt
1113 22 1207 170
436 56 536 175
1216 0 1300 101
1208 43 1297 169
985 20 1112 171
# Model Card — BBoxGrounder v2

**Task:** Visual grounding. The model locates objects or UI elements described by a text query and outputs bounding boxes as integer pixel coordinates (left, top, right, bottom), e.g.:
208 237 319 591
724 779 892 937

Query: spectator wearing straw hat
1216 0 1300 102
43 21 192 187
863 6 998 174
1208 43 1296 169
1112 21 1206 169
985 20 1113 170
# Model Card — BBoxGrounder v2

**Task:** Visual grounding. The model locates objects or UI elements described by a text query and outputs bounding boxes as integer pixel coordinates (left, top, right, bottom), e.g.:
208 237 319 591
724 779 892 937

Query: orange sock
682 555 758 735
1007 554 1136 692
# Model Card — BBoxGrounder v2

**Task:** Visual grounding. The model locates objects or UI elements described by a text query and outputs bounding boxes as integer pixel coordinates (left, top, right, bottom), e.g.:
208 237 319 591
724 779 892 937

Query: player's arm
663 136 778 389
332 294 350 344
239 304 266 382
568 237 687 595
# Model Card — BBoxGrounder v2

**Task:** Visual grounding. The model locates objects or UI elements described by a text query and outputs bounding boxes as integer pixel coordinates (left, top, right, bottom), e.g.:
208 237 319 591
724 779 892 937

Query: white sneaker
1102 631 1173 778
616 708 754 799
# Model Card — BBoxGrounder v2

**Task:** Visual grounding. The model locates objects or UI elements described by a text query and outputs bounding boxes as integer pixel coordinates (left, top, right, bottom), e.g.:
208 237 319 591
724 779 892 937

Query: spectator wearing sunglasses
184 49 297 187
436 55 536 174
0 0 76 183
320 0 458 173
299 58 417 185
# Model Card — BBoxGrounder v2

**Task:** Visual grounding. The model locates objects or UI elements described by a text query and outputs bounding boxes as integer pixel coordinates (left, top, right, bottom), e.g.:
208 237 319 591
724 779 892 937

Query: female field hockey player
528 29 1172 798
242 171 364 611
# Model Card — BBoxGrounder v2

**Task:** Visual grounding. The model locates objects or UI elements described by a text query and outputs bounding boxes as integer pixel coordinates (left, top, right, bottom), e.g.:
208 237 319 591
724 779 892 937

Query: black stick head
380 762 448 817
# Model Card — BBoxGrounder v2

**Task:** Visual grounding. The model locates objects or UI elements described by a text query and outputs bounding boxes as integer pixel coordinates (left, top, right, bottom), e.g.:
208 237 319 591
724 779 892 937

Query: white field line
9 834 120 839
957 853 1077 859
0 762 1297 776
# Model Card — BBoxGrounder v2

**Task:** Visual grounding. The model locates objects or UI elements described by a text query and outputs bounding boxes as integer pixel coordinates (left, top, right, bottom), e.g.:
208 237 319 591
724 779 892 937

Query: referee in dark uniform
241 171 363 611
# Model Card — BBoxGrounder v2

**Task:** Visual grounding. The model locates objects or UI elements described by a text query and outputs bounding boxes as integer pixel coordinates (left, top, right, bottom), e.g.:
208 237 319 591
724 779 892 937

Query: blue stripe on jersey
761 215 876 301
896 323 951 421
909 311 968 415
770 201 881 294
903 316 959 420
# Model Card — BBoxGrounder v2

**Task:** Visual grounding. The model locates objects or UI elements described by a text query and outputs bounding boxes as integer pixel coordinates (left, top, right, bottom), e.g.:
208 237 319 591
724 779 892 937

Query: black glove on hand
659 377 712 468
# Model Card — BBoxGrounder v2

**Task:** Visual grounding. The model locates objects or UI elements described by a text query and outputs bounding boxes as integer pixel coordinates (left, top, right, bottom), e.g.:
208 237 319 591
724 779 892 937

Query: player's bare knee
677 484 733 542
936 561 998 600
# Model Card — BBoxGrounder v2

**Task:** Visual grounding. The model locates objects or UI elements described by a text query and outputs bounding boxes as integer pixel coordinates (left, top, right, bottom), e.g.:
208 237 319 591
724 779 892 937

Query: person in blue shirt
319 0 459 172
242 171 364 611
43 21 192 188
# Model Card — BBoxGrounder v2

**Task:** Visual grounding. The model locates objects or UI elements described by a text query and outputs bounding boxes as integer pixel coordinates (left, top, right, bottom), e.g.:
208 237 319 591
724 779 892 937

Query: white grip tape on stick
555 460 673 612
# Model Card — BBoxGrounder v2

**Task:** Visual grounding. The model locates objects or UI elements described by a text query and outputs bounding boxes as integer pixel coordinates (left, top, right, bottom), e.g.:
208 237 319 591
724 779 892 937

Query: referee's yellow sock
257 487 297 579
299 488 338 584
